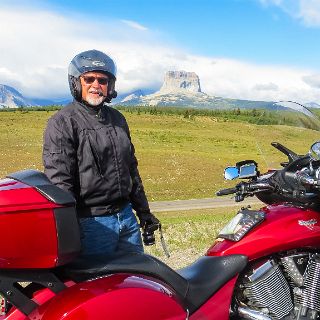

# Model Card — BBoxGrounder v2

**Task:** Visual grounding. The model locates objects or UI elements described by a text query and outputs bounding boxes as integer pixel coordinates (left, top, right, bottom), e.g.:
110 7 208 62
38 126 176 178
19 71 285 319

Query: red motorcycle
1 103 320 320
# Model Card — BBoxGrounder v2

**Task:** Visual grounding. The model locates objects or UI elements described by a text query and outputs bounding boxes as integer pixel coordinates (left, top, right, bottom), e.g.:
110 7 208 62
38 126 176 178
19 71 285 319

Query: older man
43 49 159 256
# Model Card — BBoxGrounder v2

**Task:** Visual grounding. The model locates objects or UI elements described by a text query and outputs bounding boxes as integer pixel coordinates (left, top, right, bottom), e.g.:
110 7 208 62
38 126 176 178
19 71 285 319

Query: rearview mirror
310 141 320 161
224 167 239 180
239 163 257 178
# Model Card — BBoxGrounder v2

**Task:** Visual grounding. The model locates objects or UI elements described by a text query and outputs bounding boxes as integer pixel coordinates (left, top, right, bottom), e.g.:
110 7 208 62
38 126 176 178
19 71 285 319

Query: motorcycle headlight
218 209 265 242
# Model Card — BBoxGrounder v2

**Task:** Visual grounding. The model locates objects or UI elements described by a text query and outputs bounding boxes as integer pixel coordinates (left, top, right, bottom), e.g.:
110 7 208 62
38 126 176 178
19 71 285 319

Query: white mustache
89 90 103 94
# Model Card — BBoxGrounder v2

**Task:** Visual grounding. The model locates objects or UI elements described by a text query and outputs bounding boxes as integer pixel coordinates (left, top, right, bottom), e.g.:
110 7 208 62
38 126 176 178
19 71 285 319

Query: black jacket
43 100 150 217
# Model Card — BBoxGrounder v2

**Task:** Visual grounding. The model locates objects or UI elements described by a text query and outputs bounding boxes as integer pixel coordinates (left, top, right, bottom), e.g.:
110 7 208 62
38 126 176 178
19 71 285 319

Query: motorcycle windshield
244 101 320 171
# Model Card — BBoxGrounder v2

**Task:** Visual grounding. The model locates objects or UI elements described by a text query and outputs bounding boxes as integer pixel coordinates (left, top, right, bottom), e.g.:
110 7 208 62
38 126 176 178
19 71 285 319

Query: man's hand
138 212 160 230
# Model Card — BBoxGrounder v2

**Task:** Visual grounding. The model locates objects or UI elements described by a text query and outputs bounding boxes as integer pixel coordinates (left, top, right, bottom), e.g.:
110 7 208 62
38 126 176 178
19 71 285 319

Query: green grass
125 112 319 200
145 206 254 269
0 108 317 269
0 109 319 201
0 111 49 176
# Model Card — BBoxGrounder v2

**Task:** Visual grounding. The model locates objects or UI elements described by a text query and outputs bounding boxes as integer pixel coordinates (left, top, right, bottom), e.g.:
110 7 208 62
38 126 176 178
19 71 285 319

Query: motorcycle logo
298 219 318 230
92 60 105 66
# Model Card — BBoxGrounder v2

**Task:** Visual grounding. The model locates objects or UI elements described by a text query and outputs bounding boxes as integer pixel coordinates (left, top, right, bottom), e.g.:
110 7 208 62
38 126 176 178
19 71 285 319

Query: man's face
80 71 109 106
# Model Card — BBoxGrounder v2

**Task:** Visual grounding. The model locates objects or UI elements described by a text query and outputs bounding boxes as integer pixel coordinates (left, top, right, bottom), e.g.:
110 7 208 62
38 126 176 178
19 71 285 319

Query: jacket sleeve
123 120 151 215
42 115 78 198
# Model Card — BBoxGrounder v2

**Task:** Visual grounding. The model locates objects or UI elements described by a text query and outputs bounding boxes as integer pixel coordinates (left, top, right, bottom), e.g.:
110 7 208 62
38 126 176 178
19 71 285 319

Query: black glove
137 211 160 230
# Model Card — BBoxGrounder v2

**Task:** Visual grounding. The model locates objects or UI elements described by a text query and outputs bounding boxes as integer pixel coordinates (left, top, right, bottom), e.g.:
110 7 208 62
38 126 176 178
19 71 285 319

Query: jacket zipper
87 137 104 178
107 128 122 197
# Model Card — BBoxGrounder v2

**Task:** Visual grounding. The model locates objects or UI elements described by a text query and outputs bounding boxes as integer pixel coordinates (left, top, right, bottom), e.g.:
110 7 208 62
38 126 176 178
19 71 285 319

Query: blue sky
17 0 320 68
1 0 320 102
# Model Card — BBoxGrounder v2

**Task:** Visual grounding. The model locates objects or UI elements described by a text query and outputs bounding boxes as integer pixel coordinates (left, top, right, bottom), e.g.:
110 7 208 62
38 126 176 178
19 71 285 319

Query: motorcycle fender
190 276 238 320
35 274 187 320
207 204 320 259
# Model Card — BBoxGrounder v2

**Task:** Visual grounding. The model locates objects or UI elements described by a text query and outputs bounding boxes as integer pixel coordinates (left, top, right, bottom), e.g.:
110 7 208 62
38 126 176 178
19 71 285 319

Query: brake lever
235 194 245 202
233 181 269 202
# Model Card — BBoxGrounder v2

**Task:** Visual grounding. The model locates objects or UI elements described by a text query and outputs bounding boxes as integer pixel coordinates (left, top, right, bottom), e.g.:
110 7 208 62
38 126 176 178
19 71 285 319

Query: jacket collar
74 99 109 121
76 99 102 114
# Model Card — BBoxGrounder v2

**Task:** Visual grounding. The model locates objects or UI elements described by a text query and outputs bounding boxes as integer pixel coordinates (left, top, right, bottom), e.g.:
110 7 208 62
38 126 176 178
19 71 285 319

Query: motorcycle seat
58 252 247 313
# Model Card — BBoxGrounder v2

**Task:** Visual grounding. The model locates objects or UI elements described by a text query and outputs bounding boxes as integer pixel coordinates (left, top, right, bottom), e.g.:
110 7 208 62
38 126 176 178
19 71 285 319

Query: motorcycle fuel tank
207 204 320 260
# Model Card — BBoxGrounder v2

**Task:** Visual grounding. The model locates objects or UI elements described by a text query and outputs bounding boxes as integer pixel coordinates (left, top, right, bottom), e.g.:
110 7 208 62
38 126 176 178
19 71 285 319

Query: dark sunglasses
81 76 109 85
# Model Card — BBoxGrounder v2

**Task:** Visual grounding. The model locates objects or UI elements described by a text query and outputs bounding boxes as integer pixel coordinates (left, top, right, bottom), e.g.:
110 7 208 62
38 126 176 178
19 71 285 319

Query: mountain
1 79 319 110
160 71 202 93
0 84 71 108
30 97 71 106
0 84 33 108
305 102 320 109
116 71 304 110
113 89 156 104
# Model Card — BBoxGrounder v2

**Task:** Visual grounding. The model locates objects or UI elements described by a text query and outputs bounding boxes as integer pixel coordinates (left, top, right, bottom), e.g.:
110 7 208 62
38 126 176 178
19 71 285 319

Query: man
43 49 159 256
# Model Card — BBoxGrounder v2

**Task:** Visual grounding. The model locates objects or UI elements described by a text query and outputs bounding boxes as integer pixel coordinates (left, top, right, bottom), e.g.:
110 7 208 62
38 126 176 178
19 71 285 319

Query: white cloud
259 0 320 27
121 20 148 31
300 0 320 27
303 73 320 88
253 82 279 91
181 56 320 103
0 5 320 103
259 0 283 6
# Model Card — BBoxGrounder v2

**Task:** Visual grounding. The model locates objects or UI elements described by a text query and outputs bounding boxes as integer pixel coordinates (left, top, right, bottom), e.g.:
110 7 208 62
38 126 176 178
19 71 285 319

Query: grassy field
145 207 233 269
0 108 319 268
145 204 262 269
0 109 319 201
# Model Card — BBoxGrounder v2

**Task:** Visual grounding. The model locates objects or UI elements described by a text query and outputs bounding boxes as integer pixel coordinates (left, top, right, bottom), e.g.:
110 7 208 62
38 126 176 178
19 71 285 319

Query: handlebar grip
216 187 238 196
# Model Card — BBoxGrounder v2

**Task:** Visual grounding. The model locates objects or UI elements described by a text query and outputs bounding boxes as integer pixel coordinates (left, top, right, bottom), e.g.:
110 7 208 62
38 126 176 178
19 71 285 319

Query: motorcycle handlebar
216 187 238 196
295 172 320 186
217 171 320 201
250 181 274 190
216 181 274 198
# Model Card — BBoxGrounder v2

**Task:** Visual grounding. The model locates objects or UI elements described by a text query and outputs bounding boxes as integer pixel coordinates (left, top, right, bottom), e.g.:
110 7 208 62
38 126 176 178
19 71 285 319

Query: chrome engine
236 252 320 320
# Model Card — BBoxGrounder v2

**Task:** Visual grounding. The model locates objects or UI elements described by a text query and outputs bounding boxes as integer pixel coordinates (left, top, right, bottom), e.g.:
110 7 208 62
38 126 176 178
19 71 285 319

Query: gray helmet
68 49 117 103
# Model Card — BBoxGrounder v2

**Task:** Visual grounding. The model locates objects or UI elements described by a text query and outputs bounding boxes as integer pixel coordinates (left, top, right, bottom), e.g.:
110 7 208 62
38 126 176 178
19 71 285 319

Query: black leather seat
177 254 247 312
59 252 247 313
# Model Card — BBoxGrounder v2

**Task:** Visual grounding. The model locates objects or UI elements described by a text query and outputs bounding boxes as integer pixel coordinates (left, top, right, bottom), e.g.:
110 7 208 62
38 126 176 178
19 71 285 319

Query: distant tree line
1 104 318 130
0 106 63 112
116 105 319 129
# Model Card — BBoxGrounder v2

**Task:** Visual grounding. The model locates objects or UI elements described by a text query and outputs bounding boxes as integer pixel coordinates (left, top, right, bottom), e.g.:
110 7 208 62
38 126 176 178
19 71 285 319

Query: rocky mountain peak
159 70 202 93
0 84 32 108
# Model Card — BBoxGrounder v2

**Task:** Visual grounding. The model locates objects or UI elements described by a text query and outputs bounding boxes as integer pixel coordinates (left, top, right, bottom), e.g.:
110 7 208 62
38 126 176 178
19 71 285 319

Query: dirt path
149 197 262 212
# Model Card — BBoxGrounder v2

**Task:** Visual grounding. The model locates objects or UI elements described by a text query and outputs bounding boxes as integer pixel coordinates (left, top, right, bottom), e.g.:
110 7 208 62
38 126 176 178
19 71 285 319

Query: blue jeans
79 203 143 256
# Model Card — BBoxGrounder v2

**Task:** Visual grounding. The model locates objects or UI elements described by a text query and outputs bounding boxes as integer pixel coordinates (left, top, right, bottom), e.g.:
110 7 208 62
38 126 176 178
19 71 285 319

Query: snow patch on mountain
0 85 33 108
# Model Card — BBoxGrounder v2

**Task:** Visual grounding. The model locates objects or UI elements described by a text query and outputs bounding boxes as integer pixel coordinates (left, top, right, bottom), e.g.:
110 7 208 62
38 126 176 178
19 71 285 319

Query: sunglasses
81 76 109 85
